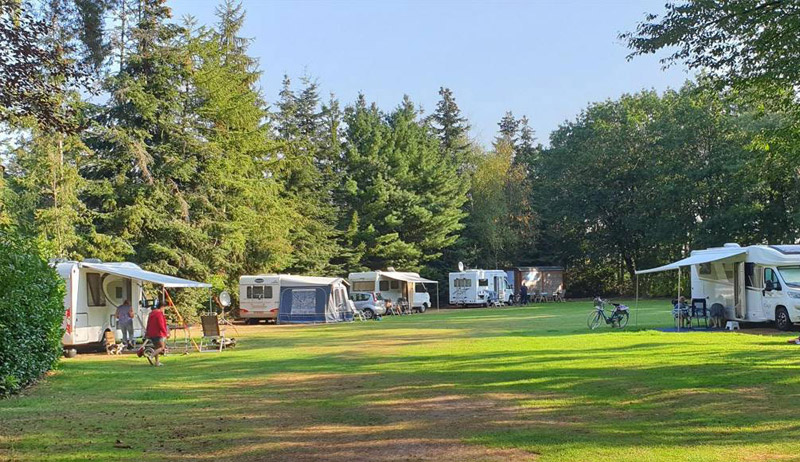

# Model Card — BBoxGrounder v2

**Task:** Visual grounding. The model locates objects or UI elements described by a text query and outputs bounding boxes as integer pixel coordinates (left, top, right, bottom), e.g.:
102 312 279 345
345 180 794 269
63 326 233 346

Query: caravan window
478 279 488 287
352 281 373 292
379 280 390 291
86 273 106 307
389 280 400 290
453 278 471 288
415 283 427 293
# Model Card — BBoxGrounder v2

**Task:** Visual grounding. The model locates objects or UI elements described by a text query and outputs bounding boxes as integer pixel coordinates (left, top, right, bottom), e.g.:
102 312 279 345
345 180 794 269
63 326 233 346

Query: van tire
245 318 259 325
363 308 375 320
64 348 77 358
776 306 792 331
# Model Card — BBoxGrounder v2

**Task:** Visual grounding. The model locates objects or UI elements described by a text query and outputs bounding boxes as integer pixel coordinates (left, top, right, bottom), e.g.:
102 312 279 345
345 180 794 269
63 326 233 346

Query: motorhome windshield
778 266 800 288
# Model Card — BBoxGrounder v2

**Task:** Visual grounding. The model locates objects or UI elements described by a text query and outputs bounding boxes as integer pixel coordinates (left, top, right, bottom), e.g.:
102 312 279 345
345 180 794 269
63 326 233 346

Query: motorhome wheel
64 348 77 358
776 307 792 331
421 303 428 312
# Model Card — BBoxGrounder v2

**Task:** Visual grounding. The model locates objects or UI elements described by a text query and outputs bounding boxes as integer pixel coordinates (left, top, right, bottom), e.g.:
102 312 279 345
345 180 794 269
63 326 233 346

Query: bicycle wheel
616 312 629 329
587 310 602 330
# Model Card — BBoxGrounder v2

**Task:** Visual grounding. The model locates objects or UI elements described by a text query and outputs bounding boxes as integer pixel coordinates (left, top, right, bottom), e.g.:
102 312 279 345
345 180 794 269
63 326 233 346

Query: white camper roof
80 262 211 288
240 274 348 287
350 270 436 284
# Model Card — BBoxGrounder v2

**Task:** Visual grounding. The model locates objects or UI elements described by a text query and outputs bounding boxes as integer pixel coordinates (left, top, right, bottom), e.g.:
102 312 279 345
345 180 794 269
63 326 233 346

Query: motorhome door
745 263 765 321
762 267 782 320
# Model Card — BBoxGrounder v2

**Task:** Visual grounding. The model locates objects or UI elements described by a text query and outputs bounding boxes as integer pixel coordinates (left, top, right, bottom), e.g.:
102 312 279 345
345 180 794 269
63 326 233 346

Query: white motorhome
449 269 513 306
638 244 800 330
55 260 210 355
238 275 353 324
348 270 435 312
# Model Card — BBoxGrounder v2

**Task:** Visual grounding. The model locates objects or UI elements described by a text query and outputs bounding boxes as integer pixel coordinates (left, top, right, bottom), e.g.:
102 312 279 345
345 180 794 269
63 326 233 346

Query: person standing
144 302 168 366
116 299 135 349
520 284 529 305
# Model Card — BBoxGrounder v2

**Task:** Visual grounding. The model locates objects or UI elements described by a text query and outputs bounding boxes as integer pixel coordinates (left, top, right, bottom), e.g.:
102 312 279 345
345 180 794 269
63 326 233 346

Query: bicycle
587 297 630 329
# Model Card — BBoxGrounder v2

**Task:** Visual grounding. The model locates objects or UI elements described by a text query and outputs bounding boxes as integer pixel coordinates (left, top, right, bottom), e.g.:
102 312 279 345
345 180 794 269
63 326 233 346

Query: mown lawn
2 300 800 461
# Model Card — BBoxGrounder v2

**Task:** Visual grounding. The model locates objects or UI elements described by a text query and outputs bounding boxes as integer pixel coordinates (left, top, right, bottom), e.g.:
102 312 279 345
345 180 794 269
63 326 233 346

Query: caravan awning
635 248 747 275
380 271 437 284
81 262 211 288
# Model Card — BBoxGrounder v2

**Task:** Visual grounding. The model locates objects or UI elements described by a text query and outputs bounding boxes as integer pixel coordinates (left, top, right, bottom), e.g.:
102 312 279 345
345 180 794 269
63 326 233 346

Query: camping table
168 323 192 353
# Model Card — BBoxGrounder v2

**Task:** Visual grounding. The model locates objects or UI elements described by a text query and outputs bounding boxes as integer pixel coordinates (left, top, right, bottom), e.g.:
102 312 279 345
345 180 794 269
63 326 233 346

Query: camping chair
396 297 411 315
199 315 236 352
533 290 543 303
352 307 366 321
105 330 124 355
691 298 708 328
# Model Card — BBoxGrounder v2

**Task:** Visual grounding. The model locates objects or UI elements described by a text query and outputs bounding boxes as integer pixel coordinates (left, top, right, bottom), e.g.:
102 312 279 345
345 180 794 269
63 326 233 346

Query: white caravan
638 244 800 330
348 270 435 312
238 275 281 324
449 269 513 306
238 274 352 324
55 260 210 355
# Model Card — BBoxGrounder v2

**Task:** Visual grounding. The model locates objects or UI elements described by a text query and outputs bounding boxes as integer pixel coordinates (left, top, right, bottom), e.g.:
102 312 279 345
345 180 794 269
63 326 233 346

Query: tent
633 245 747 328
277 276 353 324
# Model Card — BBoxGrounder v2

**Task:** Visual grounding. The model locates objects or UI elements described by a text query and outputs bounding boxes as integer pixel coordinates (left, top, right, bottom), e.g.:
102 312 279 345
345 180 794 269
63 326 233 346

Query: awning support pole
436 282 439 311
677 268 681 333
164 288 200 352
635 274 639 328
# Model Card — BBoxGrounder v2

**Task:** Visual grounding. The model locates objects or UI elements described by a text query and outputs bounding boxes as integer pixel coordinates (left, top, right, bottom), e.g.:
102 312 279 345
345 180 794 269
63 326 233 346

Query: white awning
81 262 211 288
380 271 437 284
635 248 747 275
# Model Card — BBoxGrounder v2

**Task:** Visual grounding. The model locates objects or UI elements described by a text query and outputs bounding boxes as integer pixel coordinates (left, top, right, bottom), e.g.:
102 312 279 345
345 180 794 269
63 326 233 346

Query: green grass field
3 300 800 462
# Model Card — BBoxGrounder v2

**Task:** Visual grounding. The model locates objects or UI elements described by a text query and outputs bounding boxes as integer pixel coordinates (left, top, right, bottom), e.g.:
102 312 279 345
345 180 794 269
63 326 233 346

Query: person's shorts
148 336 165 345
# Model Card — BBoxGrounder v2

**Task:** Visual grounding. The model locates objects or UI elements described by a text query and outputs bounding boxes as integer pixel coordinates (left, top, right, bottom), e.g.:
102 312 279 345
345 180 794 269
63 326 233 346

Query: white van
348 270 434 312
449 269 513 306
55 260 210 356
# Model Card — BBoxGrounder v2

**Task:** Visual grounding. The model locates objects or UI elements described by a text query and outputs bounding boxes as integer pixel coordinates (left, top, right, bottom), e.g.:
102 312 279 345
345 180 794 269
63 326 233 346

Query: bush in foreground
0 230 65 396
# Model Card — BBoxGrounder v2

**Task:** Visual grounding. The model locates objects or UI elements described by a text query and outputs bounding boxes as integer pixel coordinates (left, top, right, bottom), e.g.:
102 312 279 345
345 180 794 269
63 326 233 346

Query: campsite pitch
2 300 800 462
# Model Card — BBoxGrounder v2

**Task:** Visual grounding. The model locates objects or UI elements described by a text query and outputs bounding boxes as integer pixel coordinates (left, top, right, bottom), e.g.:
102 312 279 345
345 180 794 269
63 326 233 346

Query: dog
708 304 726 328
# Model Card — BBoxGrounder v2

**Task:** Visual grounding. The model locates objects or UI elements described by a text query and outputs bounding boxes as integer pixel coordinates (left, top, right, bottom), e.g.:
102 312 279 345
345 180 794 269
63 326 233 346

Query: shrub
0 229 65 396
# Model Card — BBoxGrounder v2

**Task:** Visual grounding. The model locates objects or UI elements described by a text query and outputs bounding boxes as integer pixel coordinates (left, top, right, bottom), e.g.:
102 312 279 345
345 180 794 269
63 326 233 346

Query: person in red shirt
144 302 168 366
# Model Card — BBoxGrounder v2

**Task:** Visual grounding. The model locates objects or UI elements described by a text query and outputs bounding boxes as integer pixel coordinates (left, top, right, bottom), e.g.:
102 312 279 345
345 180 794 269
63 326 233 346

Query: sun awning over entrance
80 262 211 288
635 248 747 275
379 271 437 284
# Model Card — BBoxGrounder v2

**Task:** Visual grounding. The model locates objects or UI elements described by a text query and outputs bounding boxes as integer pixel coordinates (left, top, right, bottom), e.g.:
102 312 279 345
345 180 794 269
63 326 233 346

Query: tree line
2 0 799 301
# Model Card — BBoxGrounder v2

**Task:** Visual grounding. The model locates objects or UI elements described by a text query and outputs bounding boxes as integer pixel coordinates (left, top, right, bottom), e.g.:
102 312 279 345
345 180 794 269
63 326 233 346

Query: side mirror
765 280 774 292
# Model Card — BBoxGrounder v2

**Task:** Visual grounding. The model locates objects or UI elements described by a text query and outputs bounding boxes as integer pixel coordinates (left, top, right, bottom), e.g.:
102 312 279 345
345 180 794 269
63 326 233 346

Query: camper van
348 270 434 312
449 269 513 306
687 244 800 330
639 244 800 330
55 260 210 356
238 275 353 324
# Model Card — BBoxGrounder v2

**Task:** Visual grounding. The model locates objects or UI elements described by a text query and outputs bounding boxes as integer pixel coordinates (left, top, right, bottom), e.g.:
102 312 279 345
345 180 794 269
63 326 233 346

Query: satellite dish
458 261 464 272
219 291 231 307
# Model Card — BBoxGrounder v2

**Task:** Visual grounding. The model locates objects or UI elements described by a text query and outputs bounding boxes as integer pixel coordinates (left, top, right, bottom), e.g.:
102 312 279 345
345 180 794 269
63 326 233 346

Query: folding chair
199 315 236 352
691 298 708 328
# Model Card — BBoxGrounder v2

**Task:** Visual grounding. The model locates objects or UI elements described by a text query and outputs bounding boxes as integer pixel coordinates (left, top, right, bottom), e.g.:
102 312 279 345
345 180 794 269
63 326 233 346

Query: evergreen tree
431 87 471 161
497 111 519 146
339 95 467 271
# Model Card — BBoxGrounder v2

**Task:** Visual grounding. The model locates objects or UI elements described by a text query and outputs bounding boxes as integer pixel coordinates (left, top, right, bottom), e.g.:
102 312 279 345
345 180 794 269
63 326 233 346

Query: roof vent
386 266 396 272
723 243 740 248
83 258 103 263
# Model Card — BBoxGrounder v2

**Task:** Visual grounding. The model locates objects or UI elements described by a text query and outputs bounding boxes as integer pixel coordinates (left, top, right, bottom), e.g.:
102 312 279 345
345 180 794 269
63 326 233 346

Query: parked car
349 291 387 319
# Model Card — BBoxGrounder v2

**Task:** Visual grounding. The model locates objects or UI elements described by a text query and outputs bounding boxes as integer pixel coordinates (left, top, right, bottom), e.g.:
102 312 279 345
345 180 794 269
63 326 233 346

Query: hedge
0 230 65 396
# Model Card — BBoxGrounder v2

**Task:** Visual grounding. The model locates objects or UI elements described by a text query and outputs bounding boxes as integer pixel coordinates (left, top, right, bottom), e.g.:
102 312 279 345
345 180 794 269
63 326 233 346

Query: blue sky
169 0 689 147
